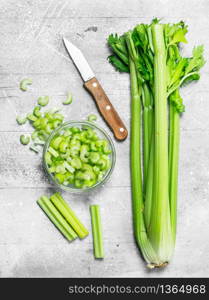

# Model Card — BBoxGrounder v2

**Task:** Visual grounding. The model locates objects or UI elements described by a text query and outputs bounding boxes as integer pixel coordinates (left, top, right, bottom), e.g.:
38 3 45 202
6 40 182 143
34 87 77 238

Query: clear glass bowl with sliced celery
43 121 116 192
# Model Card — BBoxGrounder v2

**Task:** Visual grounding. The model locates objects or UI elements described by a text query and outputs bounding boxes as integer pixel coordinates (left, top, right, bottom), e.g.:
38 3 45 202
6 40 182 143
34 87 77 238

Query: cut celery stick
37 196 77 241
50 193 89 239
90 205 104 259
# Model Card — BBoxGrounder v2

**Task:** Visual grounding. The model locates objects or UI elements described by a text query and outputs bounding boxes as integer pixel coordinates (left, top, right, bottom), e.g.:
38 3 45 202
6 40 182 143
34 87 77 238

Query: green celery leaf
185 45 205 74
108 55 129 72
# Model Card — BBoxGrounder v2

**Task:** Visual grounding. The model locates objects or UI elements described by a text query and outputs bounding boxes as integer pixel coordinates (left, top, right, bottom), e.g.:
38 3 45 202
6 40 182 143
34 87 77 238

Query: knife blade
63 37 128 141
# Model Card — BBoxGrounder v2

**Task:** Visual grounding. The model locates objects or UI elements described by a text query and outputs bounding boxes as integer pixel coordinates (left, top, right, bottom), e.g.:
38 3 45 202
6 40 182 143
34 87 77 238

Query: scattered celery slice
37 196 77 241
90 205 104 259
20 78 32 91
27 113 38 122
38 96 49 106
20 134 30 145
33 106 42 117
50 193 89 239
63 92 73 105
29 145 39 153
88 114 97 122
16 116 27 125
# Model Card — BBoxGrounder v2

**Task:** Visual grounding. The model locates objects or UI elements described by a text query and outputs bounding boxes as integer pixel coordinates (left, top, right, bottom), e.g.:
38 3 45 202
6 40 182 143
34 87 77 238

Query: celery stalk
142 83 153 186
129 57 159 265
148 24 173 262
107 19 204 268
144 133 154 229
90 205 104 259
169 92 180 241
50 193 89 239
37 196 77 241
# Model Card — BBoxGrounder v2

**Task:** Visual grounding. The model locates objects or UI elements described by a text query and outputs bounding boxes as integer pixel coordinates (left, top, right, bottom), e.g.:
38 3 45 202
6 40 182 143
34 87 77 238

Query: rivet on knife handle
84 77 128 141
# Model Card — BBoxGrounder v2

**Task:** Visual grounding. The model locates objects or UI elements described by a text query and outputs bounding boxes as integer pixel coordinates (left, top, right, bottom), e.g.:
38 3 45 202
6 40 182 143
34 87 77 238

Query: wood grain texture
84 77 128 140
0 0 209 278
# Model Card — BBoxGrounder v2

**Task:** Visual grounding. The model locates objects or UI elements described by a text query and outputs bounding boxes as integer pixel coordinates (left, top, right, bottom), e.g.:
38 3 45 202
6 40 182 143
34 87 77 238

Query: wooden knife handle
84 77 128 141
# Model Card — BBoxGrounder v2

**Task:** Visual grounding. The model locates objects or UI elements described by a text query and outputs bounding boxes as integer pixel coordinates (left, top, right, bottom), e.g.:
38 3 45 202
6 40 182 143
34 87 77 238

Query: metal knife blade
63 37 95 82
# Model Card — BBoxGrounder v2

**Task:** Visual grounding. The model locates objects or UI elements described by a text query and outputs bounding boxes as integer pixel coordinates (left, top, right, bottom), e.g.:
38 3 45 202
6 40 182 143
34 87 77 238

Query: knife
63 37 128 141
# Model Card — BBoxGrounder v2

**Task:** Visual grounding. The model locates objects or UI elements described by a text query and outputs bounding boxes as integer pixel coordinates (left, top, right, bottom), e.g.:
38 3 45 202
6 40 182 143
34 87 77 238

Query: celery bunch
107 19 205 268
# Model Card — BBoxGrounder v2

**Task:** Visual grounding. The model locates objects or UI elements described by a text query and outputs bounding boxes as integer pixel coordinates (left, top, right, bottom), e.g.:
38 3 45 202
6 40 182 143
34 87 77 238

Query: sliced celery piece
33 106 42 117
37 196 77 241
20 134 30 145
48 147 59 158
63 92 73 105
87 114 97 122
63 161 75 173
90 205 104 259
38 96 49 107
50 193 89 239
20 78 32 91
27 113 38 122
16 116 27 125
29 145 39 153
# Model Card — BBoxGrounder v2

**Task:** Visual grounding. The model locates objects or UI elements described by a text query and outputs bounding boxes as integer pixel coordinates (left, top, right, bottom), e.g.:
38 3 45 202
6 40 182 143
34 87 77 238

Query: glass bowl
43 121 116 193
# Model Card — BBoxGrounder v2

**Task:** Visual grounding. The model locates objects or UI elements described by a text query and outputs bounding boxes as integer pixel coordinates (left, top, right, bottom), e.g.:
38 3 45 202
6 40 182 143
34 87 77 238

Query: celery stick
50 193 89 239
37 196 77 241
90 205 104 259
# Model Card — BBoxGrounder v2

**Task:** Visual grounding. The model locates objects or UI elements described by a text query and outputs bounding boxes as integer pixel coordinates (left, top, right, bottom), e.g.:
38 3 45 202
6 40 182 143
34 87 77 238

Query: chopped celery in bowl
43 121 116 192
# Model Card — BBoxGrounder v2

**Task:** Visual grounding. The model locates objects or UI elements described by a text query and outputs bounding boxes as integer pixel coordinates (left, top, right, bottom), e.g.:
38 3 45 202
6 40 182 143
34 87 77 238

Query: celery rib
90 205 104 259
169 95 180 241
37 196 77 241
148 24 173 262
129 57 159 265
50 193 89 239
144 133 154 230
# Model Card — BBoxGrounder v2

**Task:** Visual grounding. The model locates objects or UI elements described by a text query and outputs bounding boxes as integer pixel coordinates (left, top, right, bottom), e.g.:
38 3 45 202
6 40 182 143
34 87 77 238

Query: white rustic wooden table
0 0 209 277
